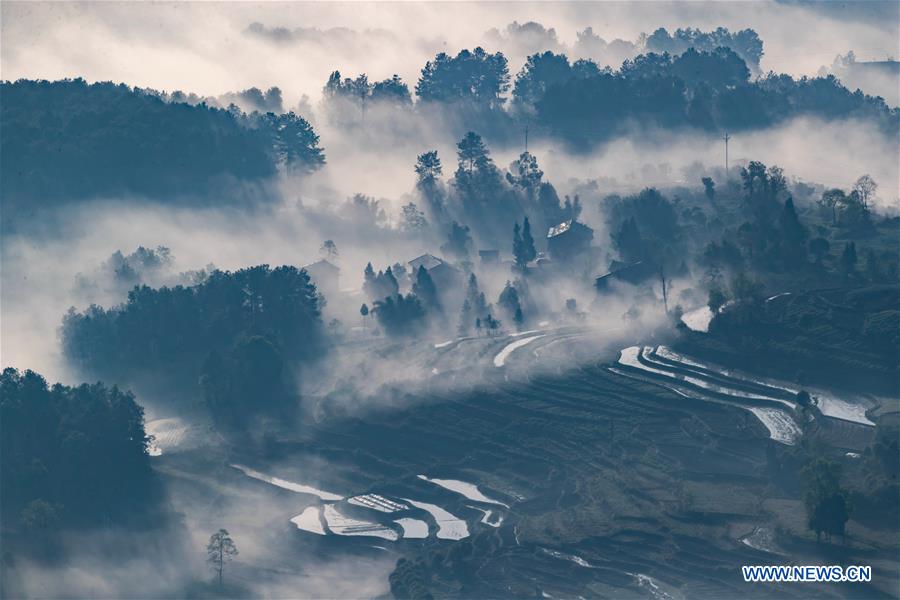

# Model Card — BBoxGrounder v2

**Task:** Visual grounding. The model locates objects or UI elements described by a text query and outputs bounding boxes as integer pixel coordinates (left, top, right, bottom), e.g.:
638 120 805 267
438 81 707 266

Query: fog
6 464 393 599
2 3 898 597
2 108 896 391
3 1 898 107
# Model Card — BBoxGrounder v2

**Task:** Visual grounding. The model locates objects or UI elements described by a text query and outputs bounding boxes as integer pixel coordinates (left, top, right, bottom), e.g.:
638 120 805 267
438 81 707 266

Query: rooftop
302 259 340 273
408 253 444 272
547 220 573 238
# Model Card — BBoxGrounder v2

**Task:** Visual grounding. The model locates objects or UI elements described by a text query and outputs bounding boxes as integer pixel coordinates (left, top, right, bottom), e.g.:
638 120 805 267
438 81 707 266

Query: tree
371 74 412 104
818 189 845 225
513 222 525 270
671 47 750 89
455 132 489 175
441 221 474 262
415 150 443 183
522 217 537 264
416 47 510 109
796 390 815 408
414 150 447 224
344 193 386 225
779 197 807 267
320 240 338 259
200 335 289 427
0 79 315 216
837 189 872 231
360 303 369 330
498 281 522 326
262 111 325 172
383 266 400 297
851 174 877 210
207 529 239 586
323 71 410 119
840 242 858 274
512 51 572 111
62 265 324 412
401 202 428 232
802 460 852 543
809 237 830 266
363 262 377 297
701 177 715 201
412 266 440 312
514 307 524 328
373 294 426 337
562 195 582 221
506 151 543 193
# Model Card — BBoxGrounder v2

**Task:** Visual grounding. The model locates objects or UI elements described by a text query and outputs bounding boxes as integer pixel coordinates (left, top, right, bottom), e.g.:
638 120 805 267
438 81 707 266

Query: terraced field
154 333 896 598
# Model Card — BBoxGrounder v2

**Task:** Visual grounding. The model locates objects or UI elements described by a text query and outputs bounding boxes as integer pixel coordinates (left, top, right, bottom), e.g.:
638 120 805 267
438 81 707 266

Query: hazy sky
3 1 898 107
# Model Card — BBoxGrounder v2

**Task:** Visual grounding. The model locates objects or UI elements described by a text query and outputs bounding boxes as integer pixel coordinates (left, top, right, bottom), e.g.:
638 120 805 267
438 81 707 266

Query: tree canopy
1 368 157 529
416 47 510 108
1 79 325 224
62 265 324 414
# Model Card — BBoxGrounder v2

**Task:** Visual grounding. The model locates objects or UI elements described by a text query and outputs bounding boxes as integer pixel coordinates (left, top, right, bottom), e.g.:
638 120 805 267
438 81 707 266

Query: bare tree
207 529 238 587
851 175 877 210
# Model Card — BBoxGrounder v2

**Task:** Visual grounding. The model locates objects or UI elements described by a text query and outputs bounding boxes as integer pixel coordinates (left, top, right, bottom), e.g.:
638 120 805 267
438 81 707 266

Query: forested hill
0 79 324 222
325 45 898 147
3 43 897 224
528 52 899 146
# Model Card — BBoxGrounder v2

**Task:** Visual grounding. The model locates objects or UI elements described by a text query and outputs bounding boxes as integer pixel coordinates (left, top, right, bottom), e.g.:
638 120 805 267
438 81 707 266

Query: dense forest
2 26 897 225
61 265 324 427
0 79 324 226
0 368 160 533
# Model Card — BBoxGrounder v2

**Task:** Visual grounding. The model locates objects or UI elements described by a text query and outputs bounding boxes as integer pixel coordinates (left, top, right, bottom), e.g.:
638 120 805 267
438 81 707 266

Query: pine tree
384 266 399 297
498 281 521 323
513 222 526 269
522 217 537 263
363 262 376 298
412 265 440 312
779 197 807 267
207 529 239 587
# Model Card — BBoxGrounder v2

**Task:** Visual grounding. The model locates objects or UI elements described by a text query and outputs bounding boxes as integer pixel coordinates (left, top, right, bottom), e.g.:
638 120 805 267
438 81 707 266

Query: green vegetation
206 529 239 587
803 459 852 543
1 79 324 227
0 368 158 530
62 265 324 424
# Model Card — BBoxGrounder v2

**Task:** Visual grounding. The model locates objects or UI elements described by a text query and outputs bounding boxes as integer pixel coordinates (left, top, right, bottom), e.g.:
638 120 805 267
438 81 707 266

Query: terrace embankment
154 335 897 598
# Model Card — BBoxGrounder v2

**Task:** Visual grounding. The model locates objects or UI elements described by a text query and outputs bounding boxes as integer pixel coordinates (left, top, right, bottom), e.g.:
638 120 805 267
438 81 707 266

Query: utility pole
660 266 668 314
723 132 730 173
